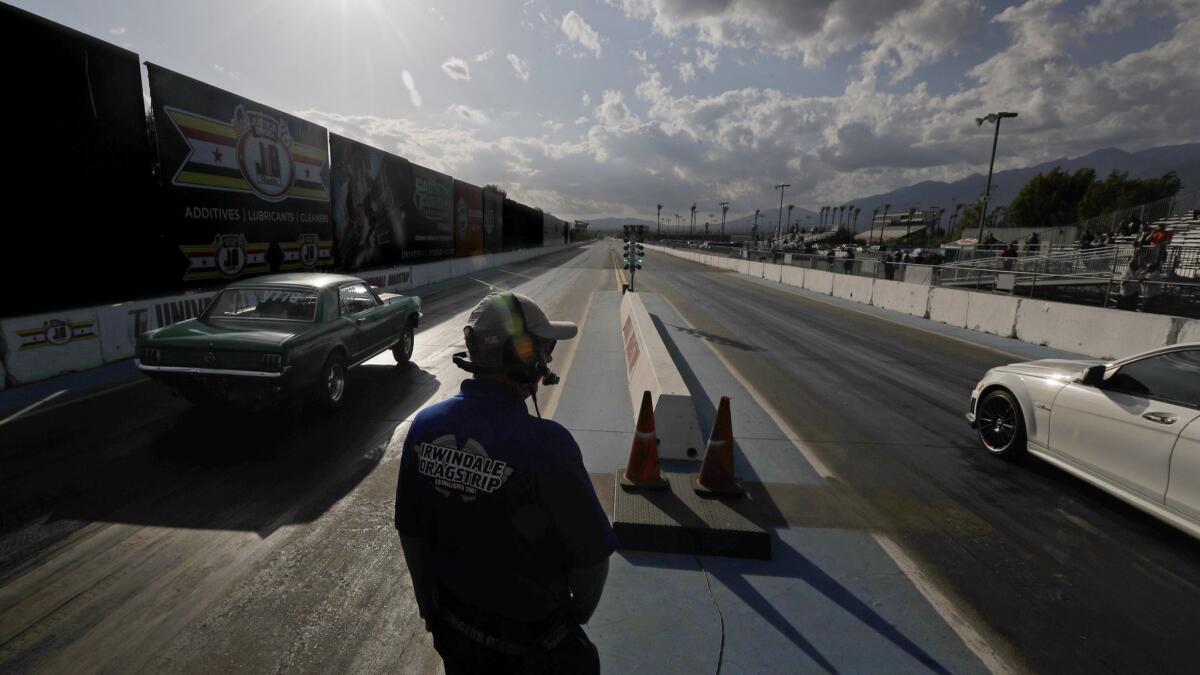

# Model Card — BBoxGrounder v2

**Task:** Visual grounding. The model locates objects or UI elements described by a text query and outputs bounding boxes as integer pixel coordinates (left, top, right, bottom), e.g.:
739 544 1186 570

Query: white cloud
211 63 240 79
108 26 126 35
401 70 422 107
675 62 695 83
629 49 648 62
561 11 602 58
448 104 490 124
441 57 472 81
507 53 531 81
473 50 495 62
294 2 1200 222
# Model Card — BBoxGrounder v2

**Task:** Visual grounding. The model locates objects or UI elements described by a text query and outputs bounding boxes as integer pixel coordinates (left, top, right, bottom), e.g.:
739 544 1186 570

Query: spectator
1147 221 1174 247
1080 231 1094 250
843 247 855 274
826 248 836 270
1027 231 1041 254
1135 221 1152 248
1101 232 1115 247
983 231 998 250
883 248 895 280
1000 240 1018 270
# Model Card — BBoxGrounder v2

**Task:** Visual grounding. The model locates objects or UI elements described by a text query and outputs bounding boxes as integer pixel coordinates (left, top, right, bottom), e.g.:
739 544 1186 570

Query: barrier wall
964 294 1020 338
928 288 970 327
648 245 1200 360
832 275 874 304
1014 300 1175 358
871 280 930 317
0 243 579 388
619 292 704 460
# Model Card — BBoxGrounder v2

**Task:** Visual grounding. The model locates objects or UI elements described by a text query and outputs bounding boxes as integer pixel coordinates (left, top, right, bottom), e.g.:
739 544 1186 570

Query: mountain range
586 143 1200 234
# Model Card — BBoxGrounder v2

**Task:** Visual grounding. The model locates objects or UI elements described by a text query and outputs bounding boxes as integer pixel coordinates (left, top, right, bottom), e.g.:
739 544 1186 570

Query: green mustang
136 273 422 409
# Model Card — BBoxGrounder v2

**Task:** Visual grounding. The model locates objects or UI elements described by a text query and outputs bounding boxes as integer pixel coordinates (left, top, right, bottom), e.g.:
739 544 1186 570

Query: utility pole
878 203 891 247
719 201 729 239
656 204 662 236
690 203 697 238
786 204 794 234
774 183 790 244
975 111 1018 244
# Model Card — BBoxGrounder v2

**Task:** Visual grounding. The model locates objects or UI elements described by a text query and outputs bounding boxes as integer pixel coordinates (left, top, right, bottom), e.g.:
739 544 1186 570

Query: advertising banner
330 135 456 270
454 180 485 258
503 199 544 251
411 164 456 260
483 188 505 253
543 213 568 247
1 4 154 316
147 64 333 283
0 309 105 385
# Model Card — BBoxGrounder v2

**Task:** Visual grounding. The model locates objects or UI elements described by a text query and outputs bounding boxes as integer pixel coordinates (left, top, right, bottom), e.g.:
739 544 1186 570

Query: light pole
878 203 891 247
774 184 790 244
690 203 697 238
718 201 729 239
752 208 760 244
656 204 662 236
975 111 1018 244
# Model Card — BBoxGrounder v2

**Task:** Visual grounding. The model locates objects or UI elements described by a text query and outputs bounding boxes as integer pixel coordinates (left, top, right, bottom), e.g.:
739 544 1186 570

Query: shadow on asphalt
1 362 439 558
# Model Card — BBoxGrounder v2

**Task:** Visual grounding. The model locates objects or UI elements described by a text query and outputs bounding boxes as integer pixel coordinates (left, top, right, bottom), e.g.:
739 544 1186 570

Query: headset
452 292 561 389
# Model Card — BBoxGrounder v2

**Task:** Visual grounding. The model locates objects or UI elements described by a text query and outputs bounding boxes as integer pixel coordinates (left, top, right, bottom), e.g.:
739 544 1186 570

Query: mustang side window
1106 349 1200 408
339 283 378 316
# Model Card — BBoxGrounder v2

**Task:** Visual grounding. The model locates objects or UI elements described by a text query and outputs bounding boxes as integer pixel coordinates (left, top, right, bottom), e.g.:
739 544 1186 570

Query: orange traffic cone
620 391 668 491
693 396 744 496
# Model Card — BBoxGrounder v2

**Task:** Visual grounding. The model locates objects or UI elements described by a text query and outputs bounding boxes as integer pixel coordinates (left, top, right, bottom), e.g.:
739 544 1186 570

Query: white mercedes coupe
967 343 1200 539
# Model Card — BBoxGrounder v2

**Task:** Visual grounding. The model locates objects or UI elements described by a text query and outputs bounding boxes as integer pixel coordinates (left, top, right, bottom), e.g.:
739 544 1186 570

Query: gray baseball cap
465 292 577 366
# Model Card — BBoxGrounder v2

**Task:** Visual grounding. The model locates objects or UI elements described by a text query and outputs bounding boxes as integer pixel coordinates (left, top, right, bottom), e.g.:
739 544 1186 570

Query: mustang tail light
262 354 283 372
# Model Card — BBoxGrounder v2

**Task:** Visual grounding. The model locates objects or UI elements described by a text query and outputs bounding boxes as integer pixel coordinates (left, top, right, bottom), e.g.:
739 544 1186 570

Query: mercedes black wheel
977 389 1026 458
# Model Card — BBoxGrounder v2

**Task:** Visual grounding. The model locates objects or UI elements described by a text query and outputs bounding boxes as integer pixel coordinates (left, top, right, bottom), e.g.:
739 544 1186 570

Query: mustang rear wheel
392 325 415 364
313 353 347 411
977 389 1026 458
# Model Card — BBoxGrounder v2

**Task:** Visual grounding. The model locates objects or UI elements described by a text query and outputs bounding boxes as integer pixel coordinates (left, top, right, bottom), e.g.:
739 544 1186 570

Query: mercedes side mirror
1081 364 1106 387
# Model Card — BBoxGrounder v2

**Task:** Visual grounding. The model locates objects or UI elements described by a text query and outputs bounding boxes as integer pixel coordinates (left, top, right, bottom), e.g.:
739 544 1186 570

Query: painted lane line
0 389 68 428
654 291 1016 675
540 292 596 421
495 268 535 280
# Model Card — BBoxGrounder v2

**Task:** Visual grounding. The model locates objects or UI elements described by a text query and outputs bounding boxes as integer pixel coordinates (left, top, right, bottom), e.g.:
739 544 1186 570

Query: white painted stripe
0 389 67 427
655 292 1015 675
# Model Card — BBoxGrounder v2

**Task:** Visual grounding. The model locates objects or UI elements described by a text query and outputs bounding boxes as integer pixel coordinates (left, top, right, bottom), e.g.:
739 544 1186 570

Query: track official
396 292 617 674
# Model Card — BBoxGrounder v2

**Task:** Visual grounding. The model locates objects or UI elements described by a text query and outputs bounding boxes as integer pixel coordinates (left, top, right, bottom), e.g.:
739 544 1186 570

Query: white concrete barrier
928 288 970 328
748 261 764 278
764 263 784 282
620 292 704 461
1015 300 1175 359
803 269 835 295
905 266 934 285
97 291 219 363
965 294 1020 338
1 309 105 385
1178 319 1200 344
781 266 804 288
871 280 930 317
832 275 874 304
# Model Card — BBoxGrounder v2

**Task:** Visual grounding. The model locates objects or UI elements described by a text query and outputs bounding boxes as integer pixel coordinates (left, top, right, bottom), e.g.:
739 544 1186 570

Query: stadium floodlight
975 111 1018 244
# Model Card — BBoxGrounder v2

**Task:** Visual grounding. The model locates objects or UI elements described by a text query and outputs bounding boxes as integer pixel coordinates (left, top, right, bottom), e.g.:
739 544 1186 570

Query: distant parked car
967 343 1200 539
136 273 422 410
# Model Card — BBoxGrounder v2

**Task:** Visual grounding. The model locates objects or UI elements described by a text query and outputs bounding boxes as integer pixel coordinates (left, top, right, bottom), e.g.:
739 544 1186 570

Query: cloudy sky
18 0 1200 222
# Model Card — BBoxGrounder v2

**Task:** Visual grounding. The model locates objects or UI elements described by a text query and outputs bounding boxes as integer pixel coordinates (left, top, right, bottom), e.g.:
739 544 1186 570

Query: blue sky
14 0 1199 221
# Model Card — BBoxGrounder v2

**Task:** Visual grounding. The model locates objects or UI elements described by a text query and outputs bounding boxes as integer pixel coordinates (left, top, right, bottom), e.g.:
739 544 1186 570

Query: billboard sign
483 188 504 253
454 180 485 258
147 64 333 282
330 135 457 270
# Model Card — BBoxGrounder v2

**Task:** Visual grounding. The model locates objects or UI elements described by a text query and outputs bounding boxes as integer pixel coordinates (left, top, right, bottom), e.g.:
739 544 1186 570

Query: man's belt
437 605 571 657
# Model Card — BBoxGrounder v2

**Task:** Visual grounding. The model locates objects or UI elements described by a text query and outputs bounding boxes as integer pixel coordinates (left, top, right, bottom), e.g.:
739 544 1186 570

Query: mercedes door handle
1142 412 1178 425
